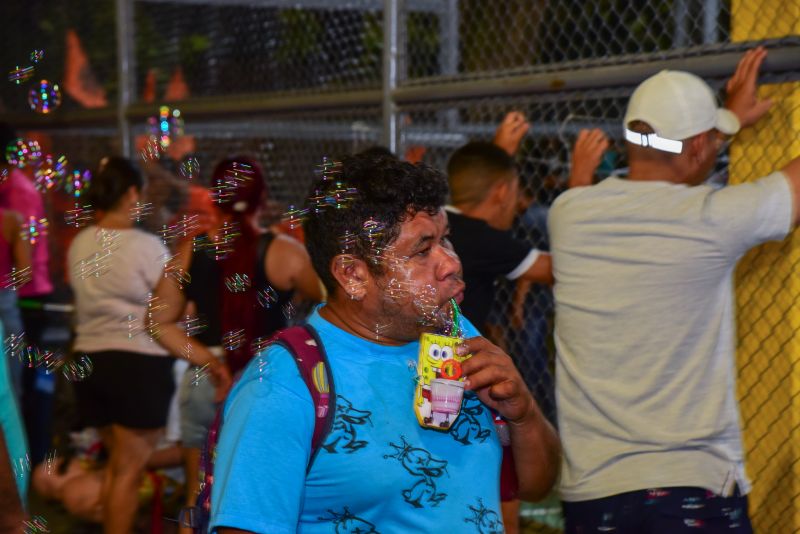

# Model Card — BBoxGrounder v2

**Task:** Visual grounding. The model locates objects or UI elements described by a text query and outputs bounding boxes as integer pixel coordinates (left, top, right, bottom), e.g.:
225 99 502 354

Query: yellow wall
731 1 800 531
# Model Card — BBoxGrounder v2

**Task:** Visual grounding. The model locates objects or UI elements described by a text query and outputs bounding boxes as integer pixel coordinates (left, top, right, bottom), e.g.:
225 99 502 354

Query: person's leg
148 443 182 469
179 446 202 534
501 499 520 534
103 424 161 534
62 470 104 523
177 367 218 534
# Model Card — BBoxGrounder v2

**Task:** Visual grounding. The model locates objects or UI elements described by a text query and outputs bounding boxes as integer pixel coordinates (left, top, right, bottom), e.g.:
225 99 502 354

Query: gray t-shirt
549 172 792 501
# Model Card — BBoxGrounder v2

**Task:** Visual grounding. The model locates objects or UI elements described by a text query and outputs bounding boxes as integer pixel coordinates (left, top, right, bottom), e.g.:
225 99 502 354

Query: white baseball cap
623 70 740 154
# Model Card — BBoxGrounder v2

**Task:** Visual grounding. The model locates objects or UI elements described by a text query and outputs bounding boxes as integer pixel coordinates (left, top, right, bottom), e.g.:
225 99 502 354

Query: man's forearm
508 403 561 502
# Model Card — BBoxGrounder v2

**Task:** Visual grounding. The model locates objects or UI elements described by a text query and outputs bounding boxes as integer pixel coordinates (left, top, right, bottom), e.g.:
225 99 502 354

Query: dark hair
357 145 398 160
303 154 449 294
446 141 517 206
87 157 143 210
447 141 516 179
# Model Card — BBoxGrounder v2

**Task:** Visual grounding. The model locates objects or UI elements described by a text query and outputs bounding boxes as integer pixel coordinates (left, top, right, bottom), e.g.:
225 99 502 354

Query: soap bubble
222 329 246 351
65 169 91 198
281 205 310 230
224 273 251 293
6 138 42 168
28 80 62 114
179 157 199 180
129 201 154 223
8 65 35 84
20 216 48 245
3 266 32 290
256 286 278 308
64 203 94 228
34 154 68 191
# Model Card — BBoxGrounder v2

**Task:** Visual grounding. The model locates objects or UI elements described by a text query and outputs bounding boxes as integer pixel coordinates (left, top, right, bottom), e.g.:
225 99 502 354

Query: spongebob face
420 334 461 378
424 342 454 373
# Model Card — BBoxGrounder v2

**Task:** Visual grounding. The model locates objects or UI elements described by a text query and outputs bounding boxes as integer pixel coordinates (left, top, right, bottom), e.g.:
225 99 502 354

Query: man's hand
569 128 609 188
725 46 773 129
493 111 530 156
457 336 536 423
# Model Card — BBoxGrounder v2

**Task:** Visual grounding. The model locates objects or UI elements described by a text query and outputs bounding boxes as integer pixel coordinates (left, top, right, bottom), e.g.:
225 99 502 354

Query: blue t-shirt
211 308 504 533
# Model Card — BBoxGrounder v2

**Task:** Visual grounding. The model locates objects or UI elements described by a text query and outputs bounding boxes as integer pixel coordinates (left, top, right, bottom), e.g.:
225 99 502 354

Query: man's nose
436 245 462 280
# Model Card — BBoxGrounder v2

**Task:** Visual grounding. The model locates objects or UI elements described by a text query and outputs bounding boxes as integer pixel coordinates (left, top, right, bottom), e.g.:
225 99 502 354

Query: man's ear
686 133 709 166
490 179 510 206
329 254 370 300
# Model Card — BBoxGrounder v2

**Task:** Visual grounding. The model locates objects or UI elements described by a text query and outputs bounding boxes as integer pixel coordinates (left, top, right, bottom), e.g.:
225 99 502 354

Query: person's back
551 47 800 534
68 225 168 356
551 173 790 499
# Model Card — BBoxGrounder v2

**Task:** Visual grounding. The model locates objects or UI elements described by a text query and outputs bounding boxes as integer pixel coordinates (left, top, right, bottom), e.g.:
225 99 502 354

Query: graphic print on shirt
383 435 448 508
319 507 380 534
464 499 503 534
449 393 491 445
322 395 373 454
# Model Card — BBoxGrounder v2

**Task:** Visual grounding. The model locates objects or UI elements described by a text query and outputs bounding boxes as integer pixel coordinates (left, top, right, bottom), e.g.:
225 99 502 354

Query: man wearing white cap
549 47 800 533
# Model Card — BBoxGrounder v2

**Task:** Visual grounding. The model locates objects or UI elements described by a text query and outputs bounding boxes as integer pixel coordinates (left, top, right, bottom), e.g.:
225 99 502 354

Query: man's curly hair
303 153 449 295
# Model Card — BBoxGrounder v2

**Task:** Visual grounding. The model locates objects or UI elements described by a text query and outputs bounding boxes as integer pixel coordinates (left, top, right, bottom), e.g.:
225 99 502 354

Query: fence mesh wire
2 0 800 532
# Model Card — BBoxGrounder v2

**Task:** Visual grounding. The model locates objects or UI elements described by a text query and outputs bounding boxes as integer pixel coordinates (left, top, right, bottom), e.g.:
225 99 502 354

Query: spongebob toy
414 333 470 430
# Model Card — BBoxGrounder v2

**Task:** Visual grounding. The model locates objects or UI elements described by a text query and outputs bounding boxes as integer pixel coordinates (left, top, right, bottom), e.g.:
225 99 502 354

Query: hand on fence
494 111 530 156
569 128 609 188
725 46 773 129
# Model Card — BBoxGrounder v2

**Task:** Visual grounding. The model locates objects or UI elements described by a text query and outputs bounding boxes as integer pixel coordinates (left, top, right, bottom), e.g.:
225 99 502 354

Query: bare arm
518 253 553 285
569 129 609 188
782 159 800 227
458 337 561 501
725 47 800 226
265 234 325 302
510 279 533 330
148 241 232 401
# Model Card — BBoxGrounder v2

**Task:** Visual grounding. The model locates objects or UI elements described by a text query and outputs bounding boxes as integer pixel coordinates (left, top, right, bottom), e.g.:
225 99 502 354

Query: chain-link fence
3 0 800 532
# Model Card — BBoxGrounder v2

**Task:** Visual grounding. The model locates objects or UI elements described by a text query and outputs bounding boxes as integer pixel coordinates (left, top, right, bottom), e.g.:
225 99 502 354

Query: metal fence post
382 0 400 154
115 0 134 158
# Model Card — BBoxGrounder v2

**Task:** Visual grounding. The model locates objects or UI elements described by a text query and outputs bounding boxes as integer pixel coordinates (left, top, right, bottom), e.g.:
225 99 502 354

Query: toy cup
431 378 465 415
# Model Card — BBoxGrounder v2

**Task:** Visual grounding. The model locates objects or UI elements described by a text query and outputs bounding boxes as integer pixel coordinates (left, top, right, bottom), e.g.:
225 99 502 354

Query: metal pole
392 44 800 104
703 0 720 44
382 0 400 153
673 0 688 48
115 0 134 158
440 0 460 131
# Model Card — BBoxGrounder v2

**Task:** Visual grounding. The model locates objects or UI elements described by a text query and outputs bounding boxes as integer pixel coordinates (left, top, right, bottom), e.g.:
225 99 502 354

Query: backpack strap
184 324 335 531
270 324 336 470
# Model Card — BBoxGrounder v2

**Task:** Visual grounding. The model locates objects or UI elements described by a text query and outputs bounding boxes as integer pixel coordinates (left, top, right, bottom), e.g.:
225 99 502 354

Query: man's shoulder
446 209 510 244
446 209 486 230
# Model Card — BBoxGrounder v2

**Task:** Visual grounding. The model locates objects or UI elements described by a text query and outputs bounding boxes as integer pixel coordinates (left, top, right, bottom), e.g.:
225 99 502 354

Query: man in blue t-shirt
210 154 560 533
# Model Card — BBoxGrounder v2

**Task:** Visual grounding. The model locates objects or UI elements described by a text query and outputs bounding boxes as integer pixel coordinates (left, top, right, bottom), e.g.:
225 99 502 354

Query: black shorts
73 351 175 430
